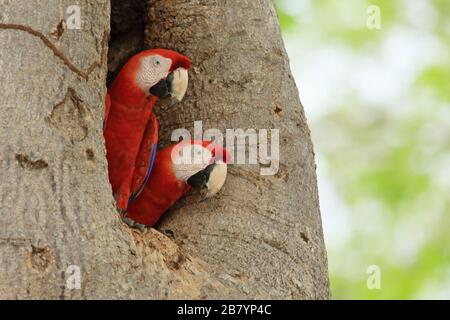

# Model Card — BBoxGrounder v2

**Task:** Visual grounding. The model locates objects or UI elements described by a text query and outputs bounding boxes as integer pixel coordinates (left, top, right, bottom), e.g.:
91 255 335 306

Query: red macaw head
171 140 231 199
112 48 191 103
123 140 230 226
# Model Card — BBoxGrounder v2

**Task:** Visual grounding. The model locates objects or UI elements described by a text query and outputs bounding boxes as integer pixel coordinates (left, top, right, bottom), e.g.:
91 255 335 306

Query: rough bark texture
0 0 329 299
145 0 329 299
0 0 235 299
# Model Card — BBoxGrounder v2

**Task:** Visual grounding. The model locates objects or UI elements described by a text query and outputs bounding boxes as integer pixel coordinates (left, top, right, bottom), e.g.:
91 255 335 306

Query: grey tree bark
0 0 329 299
145 0 329 299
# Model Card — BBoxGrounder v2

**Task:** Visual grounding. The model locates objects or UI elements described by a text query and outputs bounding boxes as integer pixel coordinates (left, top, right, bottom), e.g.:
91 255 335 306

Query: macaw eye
155 59 161 66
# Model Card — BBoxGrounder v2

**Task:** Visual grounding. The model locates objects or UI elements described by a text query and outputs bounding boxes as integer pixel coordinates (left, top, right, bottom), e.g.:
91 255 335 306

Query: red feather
125 141 229 226
103 49 191 211
128 111 159 203
125 143 189 226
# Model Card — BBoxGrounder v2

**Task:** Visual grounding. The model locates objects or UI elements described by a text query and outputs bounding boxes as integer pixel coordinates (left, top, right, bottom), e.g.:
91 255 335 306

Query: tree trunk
146 0 329 299
0 0 329 299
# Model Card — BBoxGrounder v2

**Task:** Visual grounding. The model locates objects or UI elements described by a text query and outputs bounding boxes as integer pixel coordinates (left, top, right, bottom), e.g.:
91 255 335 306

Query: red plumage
103 49 191 211
125 141 230 226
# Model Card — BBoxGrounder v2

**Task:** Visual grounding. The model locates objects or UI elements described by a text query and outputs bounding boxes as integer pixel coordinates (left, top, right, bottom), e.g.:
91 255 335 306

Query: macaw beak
186 160 228 200
170 67 189 101
149 67 189 101
204 160 227 199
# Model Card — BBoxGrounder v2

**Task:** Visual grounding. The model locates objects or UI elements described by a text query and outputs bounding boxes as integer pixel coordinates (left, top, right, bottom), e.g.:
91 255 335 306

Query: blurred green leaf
416 64 450 102
275 0 450 299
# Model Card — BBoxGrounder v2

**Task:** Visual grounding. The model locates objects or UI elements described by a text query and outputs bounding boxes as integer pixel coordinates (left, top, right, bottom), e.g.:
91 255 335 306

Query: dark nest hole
107 0 147 86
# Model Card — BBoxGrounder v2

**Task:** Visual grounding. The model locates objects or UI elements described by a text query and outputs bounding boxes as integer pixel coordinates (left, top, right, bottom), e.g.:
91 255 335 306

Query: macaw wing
103 92 111 130
128 112 159 206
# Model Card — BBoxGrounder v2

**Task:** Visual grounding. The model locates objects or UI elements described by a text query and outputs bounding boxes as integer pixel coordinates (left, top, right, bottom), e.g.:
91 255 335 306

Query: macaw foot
114 188 131 214
117 207 127 216
122 217 147 233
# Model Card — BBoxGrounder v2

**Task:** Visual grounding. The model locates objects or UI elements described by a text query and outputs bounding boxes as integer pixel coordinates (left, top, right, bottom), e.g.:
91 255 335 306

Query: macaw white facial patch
172 144 213 182
135 55 172 92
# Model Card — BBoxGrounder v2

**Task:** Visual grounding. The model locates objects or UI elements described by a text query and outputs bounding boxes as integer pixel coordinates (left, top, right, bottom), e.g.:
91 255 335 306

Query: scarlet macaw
124 140 230 227
103 49 191 212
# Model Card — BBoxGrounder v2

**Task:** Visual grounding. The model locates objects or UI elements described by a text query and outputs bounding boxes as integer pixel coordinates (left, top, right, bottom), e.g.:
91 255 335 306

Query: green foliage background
274 0 450 299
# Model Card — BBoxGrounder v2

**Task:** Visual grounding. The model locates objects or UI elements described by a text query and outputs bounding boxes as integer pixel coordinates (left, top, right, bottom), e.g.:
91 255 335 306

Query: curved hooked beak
149 67 189 101
204 160 227 199
187 160 228 200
